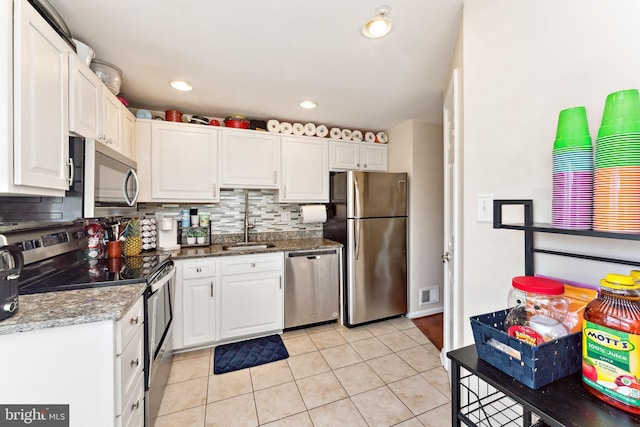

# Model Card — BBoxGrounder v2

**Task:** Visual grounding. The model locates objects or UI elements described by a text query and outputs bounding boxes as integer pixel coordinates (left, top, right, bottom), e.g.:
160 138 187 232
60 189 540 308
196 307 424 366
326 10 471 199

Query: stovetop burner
18 250 171 295
0 221 171 294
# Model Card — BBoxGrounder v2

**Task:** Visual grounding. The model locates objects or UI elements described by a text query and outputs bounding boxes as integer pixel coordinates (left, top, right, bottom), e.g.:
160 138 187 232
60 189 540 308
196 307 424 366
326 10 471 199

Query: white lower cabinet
173 253 284 351
219 253 284 340
0 294 145 427
173 258 218 349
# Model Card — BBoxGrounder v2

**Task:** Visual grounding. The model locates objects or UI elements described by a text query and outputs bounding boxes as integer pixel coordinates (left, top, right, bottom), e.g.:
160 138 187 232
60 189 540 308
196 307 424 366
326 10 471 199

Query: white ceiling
48 0 462 131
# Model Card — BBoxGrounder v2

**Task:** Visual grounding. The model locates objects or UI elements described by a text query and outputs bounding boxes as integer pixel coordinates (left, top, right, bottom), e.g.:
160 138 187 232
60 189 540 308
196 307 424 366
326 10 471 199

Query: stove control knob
3 301 17 313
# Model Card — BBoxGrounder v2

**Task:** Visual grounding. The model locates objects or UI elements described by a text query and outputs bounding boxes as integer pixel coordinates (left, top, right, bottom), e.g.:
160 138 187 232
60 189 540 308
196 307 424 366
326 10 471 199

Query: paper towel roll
341 129 352 141
304 122 316 136
330 127 342 139
267 119 280 133
280 122 293 134
364 131 376 143
316 125 329 138
292 122 305 135
299 205 327 223
352 130 363 141
376 131 388 144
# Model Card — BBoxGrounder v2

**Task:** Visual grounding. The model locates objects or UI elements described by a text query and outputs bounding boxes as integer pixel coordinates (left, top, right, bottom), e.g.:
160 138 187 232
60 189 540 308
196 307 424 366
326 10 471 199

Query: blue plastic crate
470 309 582 389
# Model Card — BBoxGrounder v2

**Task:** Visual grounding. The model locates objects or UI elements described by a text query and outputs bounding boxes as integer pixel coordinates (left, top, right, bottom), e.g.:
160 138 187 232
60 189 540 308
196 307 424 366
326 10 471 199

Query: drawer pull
196 267 202 273
131 358 139 368
130 316 139 325
210 282 214 298
131 400 140 411
251 263 256 268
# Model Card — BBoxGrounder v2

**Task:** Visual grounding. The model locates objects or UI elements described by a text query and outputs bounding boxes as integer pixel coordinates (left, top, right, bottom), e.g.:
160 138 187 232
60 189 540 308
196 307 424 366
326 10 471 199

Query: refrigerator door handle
354 220 360 261
353 176 361 218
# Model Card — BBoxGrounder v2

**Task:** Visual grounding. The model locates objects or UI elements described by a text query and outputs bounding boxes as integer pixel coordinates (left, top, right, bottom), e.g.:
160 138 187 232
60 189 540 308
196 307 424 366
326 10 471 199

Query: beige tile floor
156 317 451 427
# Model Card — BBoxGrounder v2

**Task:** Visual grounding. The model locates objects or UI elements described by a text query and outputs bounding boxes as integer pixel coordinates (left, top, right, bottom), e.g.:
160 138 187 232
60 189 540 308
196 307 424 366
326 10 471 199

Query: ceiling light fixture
299 100 317 109
169 80 193 92
361 6 392 39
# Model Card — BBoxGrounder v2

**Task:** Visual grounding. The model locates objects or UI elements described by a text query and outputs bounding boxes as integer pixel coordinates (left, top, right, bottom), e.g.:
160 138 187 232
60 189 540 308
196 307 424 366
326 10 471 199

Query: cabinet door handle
196 268 202 273
130 316 139 325
130 358 139 368
210 282 214 298
273 171 277 184
251 263 256 268
279 276 282 290
283 185 286 198
131 400 140 411
364 164 367 168
213 183 217 198
67 158 74 186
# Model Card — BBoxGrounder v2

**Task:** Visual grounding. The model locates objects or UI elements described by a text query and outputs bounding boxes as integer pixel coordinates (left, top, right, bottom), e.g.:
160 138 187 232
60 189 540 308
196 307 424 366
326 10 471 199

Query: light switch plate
477 194 493 222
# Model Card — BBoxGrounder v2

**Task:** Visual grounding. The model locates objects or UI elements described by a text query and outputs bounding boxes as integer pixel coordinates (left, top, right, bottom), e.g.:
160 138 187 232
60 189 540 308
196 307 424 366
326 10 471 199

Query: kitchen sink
222 242 276 251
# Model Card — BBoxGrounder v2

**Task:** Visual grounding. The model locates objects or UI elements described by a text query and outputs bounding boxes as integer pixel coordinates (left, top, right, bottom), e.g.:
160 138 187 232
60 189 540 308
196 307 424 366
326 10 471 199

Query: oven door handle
149 264 175 293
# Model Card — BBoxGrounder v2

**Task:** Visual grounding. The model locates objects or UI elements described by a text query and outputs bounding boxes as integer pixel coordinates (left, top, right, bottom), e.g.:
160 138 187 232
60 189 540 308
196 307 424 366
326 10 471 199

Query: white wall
388 120 444 316
460 0 640 343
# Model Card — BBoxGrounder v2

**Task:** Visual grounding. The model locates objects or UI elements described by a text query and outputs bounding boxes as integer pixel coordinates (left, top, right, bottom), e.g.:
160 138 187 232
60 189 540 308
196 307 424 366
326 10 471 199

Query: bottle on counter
181 209 190 228
582 273 640 414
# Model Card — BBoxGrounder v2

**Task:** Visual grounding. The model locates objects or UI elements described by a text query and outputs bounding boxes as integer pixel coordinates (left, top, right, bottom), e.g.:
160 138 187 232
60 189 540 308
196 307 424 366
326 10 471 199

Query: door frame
442 68 463 369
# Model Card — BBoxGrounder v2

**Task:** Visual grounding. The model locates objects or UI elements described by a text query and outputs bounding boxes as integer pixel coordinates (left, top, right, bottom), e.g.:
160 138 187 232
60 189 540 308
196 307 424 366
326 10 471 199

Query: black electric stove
0 221 170 294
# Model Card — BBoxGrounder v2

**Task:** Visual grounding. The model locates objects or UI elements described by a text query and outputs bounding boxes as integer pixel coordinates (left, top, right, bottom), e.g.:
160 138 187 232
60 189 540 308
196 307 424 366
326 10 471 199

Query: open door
442 68 463 370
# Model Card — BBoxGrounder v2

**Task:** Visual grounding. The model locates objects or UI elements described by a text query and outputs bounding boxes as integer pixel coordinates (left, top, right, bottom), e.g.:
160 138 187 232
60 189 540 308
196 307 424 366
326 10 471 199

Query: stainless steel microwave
83 139 139 218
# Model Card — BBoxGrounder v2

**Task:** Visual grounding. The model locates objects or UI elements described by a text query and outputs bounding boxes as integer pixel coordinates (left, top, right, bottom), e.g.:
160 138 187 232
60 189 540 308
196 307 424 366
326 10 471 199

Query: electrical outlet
281 211 291 221
477 194 493 222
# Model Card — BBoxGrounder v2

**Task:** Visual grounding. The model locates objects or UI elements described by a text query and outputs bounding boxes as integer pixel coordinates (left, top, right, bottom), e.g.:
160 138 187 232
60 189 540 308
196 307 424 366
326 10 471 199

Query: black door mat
213 334 289 375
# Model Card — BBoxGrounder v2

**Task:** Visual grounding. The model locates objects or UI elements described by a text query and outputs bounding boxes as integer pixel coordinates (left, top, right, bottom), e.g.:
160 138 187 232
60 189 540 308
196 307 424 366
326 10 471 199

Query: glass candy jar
504 276 569 345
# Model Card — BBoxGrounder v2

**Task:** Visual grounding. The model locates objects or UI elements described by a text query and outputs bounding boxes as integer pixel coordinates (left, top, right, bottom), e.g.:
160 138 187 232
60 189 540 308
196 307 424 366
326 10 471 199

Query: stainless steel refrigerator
323 171 408 327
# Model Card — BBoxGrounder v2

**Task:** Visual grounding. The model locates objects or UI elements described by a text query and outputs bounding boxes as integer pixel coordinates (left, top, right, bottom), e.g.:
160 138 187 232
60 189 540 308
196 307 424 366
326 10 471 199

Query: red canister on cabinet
582 273 640 414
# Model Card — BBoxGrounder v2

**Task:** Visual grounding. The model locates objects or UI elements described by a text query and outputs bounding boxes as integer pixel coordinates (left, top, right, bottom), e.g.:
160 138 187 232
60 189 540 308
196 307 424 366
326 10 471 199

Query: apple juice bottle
582 273 640 414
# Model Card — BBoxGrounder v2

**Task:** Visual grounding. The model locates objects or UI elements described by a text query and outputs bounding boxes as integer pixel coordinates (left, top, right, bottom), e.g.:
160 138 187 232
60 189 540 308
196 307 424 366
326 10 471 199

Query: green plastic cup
556 106 591 140
599 89 640 137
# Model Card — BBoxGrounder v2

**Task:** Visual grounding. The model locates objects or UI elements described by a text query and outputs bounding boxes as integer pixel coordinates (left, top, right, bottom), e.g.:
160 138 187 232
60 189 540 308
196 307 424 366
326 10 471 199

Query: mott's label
583 320 640 407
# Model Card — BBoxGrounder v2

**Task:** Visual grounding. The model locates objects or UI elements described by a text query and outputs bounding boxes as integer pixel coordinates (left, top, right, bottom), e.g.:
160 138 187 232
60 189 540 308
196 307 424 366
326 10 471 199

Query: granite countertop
161 238 343 260
0 283 147 336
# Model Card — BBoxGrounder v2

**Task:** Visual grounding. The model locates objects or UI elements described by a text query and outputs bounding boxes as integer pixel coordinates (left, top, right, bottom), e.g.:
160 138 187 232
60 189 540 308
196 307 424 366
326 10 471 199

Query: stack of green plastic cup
594 89 640 233
552 106 593 230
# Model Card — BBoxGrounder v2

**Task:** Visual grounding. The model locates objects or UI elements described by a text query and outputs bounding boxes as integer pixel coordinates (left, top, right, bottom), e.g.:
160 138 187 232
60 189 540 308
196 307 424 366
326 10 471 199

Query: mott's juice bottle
582 273 640 414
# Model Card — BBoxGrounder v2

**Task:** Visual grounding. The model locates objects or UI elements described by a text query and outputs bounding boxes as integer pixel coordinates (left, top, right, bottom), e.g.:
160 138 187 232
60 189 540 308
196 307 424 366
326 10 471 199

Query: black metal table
447 345 640 426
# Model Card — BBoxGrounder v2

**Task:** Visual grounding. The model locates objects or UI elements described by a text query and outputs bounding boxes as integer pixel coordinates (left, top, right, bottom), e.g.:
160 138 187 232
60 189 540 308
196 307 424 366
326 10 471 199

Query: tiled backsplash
138 189 323 236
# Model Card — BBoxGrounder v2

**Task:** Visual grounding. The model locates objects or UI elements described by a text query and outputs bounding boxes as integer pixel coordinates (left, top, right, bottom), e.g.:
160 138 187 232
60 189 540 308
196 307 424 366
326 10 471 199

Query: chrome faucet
243 190 254 243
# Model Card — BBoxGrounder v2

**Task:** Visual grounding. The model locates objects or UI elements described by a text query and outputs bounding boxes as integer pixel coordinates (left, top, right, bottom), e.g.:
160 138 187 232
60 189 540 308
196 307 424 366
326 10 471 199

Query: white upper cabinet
359 142 388 171
121 108 136 161
4 0 72 196
220 129 280 189
69 55 102 140
148 120 219 202
329 140 388 171
279 136 328 202
101 88 123 153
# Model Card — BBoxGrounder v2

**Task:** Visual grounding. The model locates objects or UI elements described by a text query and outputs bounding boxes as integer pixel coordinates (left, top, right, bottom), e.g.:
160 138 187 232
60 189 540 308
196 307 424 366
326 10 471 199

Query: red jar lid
512 276 564 295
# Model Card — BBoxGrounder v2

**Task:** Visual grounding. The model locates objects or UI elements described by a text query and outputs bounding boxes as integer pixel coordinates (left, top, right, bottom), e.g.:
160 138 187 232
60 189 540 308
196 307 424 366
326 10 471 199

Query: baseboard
406 307 444 319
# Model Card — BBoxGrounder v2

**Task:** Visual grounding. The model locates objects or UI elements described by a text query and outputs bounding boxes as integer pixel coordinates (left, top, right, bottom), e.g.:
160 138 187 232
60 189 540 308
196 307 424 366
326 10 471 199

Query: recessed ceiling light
169 80 193 91
362 6 392 39
299 100 317 109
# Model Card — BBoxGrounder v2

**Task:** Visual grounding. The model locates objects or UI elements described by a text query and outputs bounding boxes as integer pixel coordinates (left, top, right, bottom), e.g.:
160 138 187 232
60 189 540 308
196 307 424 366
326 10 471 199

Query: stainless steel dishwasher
285 249 340 329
